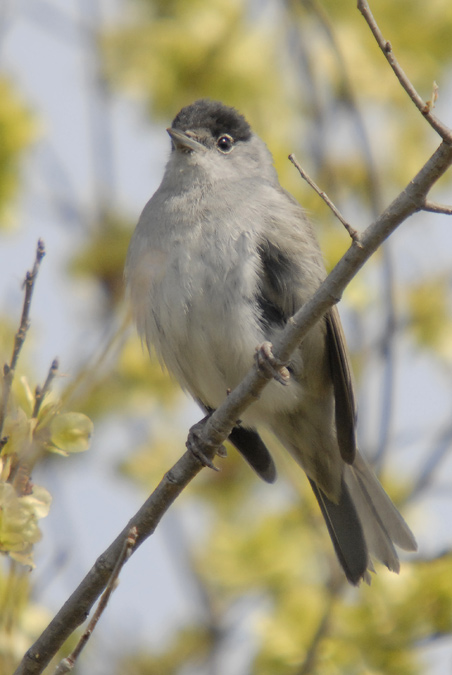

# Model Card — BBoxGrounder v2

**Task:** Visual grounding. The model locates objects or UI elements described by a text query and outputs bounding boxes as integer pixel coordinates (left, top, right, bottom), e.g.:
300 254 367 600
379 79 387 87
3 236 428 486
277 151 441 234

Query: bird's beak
167 128 206 153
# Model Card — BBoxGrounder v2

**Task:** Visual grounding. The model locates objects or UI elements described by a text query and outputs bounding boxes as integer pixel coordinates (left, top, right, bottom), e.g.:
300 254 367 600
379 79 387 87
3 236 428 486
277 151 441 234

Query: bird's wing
325 307 357 464
256 236 298 328
256 216 357 465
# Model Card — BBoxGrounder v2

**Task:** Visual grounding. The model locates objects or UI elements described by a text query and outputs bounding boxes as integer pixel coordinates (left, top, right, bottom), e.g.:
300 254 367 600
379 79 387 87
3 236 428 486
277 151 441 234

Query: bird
125 98 417 584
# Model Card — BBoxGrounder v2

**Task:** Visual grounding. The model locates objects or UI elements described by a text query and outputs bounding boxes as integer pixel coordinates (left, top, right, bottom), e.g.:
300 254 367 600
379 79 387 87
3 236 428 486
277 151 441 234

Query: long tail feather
308 476 369 585
309 451 417 584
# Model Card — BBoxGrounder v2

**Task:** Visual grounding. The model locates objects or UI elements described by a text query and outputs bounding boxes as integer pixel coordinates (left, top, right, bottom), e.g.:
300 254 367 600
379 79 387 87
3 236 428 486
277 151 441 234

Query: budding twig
0 240 46 437
33 359 60 419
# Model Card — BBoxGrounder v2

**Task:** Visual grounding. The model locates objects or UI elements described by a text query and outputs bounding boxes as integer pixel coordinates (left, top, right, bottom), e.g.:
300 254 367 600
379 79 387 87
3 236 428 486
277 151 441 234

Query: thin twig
33 359 59 419
288 154 362 243
53 527 137 674
357 0 452 143
0 239 46 437
11 239 46 373
422 200 452 215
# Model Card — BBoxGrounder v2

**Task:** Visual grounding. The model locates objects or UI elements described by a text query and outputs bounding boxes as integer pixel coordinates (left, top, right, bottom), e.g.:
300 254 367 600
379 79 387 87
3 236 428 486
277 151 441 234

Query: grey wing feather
325 308 357 464
256 238 298 329
308 476 370 585
255 221 417 582
345 452 418 554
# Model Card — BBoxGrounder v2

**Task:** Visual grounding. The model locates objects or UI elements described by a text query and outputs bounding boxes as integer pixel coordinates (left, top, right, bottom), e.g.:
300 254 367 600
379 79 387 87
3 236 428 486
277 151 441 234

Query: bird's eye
216 134 234 153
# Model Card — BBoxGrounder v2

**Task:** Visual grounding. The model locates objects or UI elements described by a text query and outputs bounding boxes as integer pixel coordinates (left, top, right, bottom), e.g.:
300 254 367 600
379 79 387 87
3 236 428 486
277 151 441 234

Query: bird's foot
255 341 290 385
186 415 227 471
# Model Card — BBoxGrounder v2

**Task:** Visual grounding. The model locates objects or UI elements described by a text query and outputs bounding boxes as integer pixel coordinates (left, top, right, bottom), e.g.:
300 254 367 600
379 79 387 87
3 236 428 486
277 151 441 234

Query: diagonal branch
357 0 452 144
53 527 137 674
14 139 452 675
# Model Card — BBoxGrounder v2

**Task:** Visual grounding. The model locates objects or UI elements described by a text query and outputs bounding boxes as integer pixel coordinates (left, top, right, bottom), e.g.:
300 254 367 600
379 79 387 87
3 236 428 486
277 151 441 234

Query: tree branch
53 527 137 674
422 200 452 215
357 0 452 143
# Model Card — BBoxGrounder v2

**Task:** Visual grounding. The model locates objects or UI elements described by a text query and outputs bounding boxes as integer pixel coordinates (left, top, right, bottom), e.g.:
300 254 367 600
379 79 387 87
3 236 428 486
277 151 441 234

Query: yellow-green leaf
0 482 51 566
49 413 93 455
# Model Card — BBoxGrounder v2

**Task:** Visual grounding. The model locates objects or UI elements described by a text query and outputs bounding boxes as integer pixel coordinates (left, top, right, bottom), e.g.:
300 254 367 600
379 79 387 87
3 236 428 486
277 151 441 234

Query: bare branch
288 154 362 243
357 0 452 143
53 527 137 674
16 447 208 675
0 239 46 437
422 200 452 215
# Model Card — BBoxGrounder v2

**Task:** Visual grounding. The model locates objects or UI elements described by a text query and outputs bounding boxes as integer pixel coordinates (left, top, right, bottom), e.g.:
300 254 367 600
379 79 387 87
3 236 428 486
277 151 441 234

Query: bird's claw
255 341 290 385
186 418 226 471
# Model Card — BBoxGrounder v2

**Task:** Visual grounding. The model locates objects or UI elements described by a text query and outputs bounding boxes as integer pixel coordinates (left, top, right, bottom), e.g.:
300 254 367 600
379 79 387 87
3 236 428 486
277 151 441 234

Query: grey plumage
126 99 417 584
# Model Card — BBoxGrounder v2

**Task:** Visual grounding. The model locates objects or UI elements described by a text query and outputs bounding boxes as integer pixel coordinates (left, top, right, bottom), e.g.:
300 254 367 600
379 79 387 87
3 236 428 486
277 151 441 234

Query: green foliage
0 78 35 228
0 478 51 567
64 329 181 423
407 277 452 358
0 564 53 674
0 251 94 670
102 0 286 120
101 0 301 197
116 625 214 675
49 412 93 456
69 212 133 309
0 369 92 569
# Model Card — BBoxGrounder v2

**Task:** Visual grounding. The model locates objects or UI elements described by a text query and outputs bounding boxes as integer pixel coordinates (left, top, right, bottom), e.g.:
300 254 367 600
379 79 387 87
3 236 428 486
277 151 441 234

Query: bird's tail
309 451 417 585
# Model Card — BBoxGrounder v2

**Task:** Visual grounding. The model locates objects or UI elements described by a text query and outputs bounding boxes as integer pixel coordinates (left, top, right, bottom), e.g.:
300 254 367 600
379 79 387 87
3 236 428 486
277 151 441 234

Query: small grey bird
126 99 417 584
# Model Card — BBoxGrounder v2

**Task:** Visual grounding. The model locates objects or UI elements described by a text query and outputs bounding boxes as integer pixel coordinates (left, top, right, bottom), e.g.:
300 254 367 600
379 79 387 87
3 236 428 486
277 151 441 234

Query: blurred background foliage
1 0 452 673
0 78 35 229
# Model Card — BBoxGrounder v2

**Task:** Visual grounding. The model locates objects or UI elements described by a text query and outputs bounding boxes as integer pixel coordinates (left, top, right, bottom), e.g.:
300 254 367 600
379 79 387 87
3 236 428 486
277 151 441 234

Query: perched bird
126 99 417 584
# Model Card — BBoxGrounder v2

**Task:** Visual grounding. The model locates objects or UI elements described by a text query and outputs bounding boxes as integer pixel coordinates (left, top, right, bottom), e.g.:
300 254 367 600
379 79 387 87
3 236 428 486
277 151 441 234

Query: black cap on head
171 99 252 142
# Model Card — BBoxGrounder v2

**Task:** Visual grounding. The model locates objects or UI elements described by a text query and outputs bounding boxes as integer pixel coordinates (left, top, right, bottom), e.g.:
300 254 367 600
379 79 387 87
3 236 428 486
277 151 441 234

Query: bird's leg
255 341 290 385
186 413 227 472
